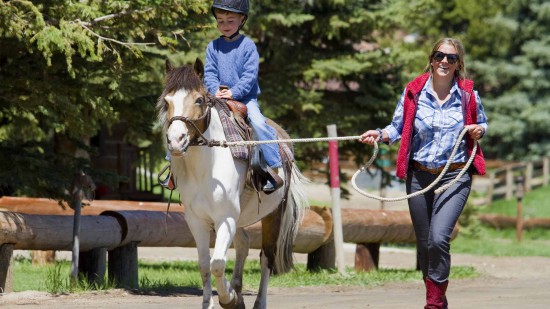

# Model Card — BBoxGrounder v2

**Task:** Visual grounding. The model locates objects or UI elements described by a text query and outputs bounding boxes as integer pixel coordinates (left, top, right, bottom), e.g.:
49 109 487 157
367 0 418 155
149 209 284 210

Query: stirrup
262 167 283 194
158 164 176 191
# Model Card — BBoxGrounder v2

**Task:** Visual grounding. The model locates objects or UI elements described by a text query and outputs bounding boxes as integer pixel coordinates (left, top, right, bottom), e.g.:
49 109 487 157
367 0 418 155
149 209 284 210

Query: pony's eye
195 97 204 105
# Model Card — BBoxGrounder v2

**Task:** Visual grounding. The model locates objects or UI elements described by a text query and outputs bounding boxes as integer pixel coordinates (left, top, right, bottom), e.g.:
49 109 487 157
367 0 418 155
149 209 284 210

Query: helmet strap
222 31 240 40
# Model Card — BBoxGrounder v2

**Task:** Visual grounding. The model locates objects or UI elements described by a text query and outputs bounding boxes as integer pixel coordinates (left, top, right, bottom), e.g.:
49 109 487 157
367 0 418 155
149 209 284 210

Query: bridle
167 95 215 147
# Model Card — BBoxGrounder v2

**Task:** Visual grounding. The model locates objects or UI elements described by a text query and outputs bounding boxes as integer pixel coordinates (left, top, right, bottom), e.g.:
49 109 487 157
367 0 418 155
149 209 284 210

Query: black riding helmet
211 0 249 38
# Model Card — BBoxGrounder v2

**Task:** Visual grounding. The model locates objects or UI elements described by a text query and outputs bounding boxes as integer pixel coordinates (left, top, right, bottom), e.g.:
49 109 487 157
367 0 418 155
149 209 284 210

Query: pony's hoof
219 291 244 309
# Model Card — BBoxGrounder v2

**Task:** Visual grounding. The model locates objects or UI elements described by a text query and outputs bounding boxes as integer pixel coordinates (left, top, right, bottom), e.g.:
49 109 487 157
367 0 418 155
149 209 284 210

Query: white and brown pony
156 59 309 309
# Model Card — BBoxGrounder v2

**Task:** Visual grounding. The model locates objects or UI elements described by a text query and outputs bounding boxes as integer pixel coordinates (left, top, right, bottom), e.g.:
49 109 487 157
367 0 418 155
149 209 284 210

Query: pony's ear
194 58 204 79
165 59 173 73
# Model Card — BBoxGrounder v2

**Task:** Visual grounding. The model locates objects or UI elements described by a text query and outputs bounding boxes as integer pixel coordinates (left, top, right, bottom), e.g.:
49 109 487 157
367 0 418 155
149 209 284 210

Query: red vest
395 73 486 179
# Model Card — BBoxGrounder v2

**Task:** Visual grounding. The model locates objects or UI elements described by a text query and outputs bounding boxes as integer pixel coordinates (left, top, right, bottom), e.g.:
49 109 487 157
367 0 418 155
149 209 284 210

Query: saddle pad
215 100 294 164
216 104 249 161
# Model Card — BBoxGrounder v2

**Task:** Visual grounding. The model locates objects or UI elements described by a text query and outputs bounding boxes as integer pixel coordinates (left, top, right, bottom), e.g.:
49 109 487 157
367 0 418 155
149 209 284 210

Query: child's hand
216 88 233 99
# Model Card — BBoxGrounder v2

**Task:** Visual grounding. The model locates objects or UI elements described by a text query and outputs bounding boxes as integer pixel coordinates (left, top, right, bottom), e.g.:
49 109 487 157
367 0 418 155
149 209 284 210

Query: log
108 242 138 289
0 208 330 253
100 211 197 247
0 211 122 251
244 206 332 254
0 196 182 215
341 209 416 243
79 248 107 285
478 214 550 229
341 209 458 243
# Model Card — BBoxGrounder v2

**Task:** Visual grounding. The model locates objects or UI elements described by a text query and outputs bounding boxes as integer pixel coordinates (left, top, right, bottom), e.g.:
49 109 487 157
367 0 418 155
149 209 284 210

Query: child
204 0 282 192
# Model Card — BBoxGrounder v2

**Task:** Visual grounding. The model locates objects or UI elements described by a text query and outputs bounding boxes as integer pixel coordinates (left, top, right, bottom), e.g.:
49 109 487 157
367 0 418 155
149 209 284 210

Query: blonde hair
424 38 466 79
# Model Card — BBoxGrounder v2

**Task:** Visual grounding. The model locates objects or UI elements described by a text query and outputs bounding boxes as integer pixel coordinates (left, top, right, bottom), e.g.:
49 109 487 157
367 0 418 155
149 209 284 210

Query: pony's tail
274 163 310 274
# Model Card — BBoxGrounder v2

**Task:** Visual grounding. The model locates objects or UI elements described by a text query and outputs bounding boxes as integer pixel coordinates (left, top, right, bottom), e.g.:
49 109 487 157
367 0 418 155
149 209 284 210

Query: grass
12 258 477 293
477 184 550 217
450 184 550 257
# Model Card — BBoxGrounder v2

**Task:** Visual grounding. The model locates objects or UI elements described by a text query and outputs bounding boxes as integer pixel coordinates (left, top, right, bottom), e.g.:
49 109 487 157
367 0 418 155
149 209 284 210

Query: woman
359 38 488 309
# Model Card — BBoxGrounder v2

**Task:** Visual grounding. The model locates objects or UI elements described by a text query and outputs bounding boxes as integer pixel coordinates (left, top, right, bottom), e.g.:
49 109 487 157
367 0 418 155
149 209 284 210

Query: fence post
525 162 533 192
0 243 14 293
543 157 549 186
354 243 380 272
108 242 139 289
505 166 514 200
327 124 345 275
516 175 525 242
79 248 107 286
486 172 495 204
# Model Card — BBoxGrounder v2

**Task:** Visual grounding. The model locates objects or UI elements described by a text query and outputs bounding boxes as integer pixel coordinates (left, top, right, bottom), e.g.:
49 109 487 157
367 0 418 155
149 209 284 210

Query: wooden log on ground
341 209 416 243
0 196 181 215
100 210 196 247
478 214 550 229
244 206 332 254
0 211 122 251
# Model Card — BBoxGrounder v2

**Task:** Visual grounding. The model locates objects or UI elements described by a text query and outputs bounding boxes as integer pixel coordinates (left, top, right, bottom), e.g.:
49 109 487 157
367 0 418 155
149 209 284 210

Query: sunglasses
432 51 459 64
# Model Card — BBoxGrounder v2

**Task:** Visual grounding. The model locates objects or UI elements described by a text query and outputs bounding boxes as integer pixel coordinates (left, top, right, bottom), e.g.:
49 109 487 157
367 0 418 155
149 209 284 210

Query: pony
156 59 309 309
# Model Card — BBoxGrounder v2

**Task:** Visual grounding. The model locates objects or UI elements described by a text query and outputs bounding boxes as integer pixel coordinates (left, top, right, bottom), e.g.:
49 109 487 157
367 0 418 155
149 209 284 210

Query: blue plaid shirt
384 76 488 169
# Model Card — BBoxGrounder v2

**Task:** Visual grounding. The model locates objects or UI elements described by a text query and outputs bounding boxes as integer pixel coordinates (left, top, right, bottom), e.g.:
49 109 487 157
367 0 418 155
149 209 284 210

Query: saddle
216 98 286 194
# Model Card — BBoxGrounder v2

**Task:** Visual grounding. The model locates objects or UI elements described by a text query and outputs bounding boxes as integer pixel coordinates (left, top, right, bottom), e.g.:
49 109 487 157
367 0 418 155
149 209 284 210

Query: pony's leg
229 227 249 308
212 217 239 308
187 216 215 309
253 210 281 309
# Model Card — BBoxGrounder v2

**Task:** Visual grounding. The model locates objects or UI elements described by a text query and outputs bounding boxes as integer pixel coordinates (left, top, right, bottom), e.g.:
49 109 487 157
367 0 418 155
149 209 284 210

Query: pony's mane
164 65 203 94
156 64 204 133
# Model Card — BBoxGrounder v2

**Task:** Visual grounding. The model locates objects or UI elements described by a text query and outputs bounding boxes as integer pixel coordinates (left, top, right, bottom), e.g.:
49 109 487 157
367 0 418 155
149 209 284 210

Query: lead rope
351 127 477 201
194 127 477 200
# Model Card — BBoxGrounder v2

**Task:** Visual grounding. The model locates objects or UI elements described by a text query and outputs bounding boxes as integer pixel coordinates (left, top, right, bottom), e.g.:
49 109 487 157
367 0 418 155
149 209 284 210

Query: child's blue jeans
246 99 282 169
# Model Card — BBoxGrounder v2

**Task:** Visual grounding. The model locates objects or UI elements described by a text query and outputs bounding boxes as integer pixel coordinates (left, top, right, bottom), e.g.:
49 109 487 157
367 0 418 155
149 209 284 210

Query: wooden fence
472 156 549 205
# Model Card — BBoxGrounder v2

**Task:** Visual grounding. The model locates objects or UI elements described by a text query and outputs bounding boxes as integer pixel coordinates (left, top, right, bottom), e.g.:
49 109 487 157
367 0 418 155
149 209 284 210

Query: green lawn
12 258 477 293
452 184 550 257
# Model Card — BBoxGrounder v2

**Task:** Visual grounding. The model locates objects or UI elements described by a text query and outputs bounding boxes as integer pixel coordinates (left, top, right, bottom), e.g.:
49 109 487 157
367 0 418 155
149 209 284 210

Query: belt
411 161 466 175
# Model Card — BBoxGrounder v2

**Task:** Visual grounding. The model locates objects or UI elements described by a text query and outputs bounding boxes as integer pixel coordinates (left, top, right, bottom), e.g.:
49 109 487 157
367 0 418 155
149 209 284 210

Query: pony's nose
167 132 188 152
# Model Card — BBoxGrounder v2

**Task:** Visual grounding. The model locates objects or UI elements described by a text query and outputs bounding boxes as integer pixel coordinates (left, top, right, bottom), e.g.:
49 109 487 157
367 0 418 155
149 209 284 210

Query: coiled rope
351 127 477 201
203 127 476 201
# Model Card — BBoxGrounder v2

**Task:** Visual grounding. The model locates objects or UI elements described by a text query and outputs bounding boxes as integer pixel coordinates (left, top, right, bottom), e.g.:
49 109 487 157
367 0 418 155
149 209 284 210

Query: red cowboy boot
424 277 448 309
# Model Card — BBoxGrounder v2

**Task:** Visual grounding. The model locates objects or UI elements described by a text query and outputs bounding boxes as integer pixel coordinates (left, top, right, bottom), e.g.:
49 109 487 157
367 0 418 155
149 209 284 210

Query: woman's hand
465 124 485 140
358 130 381 145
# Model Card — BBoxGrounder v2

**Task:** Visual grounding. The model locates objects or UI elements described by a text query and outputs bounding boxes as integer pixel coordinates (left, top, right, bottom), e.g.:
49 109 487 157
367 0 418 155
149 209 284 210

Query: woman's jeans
246 99 281 169
406 168 472 283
